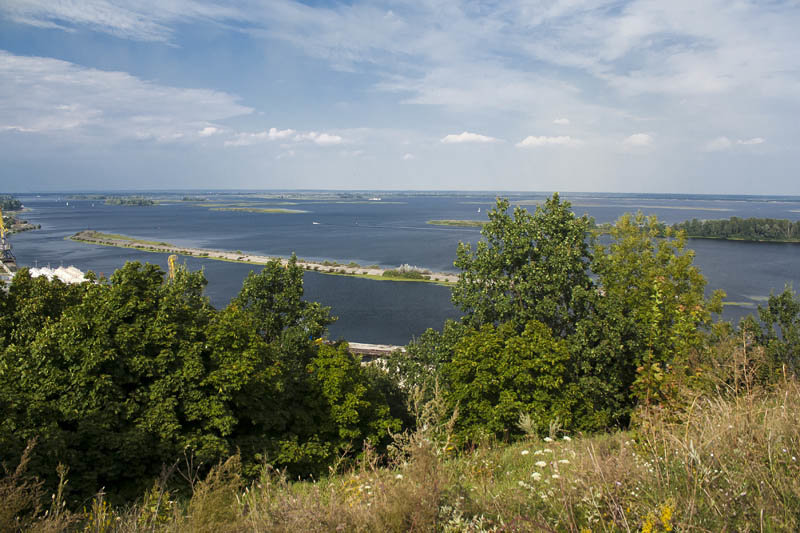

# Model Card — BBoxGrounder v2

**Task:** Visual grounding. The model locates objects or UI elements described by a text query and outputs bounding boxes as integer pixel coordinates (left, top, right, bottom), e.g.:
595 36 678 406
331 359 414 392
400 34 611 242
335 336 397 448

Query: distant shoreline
69 230 458 285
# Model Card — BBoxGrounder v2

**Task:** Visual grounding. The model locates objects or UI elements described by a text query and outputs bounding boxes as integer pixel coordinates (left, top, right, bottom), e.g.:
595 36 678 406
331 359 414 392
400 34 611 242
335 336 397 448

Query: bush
382 269 425 280
443 321 579 441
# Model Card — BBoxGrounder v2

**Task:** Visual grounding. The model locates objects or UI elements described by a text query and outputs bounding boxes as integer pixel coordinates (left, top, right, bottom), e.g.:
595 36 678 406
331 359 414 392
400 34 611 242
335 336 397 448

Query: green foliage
382 269 427 280
442 321 576 441
743 285 800 378
0 195 22 211
452 194 593 336
400 197 725 437
674 216 800 242
104 196 157 206
387 320 468 400
0 257 398 504
578 212 723 414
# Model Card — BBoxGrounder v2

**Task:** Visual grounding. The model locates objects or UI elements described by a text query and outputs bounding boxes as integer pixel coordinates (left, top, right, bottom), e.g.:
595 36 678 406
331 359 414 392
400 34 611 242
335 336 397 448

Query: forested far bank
672 216 800 242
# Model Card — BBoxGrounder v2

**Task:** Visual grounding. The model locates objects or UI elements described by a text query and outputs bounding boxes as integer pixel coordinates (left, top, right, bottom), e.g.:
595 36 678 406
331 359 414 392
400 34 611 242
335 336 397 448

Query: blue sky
0 0 798 193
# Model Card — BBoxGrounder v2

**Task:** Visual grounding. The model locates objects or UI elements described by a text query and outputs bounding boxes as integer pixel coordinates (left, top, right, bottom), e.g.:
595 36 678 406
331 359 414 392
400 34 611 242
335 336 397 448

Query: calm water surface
10 192 800 343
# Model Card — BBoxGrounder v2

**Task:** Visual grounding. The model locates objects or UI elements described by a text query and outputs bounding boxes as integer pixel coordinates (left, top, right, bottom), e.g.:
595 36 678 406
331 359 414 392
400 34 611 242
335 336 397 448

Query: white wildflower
521 450 530 456
531 472 542 481
543 437 553 443
562 436 572 441
535 461 547 468
558 459 570 464
395 474 403 480
543 448 553 453
551 474 560 479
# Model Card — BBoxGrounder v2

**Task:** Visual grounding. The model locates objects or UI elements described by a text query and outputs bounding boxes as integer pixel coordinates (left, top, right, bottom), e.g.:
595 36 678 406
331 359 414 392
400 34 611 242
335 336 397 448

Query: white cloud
0 50 251 142
296 131 343 146
268 127 296 140
0 0 241 42
441 131 498 144
402 153 415 160
225 127 297 147
516 135 576 148
737 137 765 145
623 133 653 147
704 136 732 152
553 118 570 125
198 126 219 136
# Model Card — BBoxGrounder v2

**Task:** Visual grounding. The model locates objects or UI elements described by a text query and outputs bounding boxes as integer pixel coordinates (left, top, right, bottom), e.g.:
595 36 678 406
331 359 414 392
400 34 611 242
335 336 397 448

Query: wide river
9 192 800 344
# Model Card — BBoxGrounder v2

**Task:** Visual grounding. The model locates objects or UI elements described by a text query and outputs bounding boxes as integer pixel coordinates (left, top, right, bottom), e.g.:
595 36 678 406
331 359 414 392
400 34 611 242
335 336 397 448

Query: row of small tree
674 216 800 241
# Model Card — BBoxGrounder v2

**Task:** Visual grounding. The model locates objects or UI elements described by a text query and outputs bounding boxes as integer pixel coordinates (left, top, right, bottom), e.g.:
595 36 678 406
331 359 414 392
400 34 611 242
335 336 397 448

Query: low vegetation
209 207 308 214
4 375 799 531
72 230 170 247
104 196 157 206
3 194 800 530
427 219 487 227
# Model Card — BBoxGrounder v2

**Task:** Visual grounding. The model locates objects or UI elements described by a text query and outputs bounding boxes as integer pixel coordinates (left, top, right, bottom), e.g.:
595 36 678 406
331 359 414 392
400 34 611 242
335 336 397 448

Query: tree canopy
452 194 593 336
0 257 400 503
398 195 725 438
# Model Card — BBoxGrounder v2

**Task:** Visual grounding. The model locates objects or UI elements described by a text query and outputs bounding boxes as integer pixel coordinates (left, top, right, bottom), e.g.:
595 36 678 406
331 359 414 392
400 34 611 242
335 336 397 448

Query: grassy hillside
5 378 799 532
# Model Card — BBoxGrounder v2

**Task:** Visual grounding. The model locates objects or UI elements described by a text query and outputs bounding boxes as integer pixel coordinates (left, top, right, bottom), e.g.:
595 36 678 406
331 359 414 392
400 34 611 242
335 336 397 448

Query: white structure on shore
28 266 87 284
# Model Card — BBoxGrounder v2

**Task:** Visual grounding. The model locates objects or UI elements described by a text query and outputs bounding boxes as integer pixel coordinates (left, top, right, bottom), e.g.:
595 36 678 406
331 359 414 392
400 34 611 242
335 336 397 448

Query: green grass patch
74 231 169 246
209 207 308 214
427 220 486 227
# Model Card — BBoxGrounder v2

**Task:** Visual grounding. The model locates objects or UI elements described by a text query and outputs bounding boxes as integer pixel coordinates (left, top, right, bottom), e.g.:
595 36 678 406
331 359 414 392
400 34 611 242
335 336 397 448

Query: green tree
580 213 723 413
436 201 722 433
442 321 575 441
451 194 593 336
748 286 800 378
387 319 468 401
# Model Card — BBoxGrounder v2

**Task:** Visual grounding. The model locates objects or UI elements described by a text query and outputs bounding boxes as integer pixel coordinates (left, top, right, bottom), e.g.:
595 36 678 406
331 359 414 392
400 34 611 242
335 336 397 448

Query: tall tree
451 194 593 336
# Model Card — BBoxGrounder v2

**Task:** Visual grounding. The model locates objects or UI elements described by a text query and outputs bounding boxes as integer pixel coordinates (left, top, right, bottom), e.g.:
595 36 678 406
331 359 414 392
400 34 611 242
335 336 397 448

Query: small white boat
477 208 481 213
312 221 320 225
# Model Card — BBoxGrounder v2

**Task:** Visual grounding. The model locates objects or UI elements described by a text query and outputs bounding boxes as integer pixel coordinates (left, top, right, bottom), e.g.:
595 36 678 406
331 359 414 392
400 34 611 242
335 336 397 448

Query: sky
1 0 799 193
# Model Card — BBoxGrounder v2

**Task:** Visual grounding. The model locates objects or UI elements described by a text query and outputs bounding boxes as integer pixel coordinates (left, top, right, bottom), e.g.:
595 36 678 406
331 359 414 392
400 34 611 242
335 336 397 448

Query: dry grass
4 379 800 532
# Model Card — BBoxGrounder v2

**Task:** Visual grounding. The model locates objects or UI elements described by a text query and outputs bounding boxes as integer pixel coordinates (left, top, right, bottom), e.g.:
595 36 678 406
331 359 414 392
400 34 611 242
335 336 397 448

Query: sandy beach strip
69 230 459 284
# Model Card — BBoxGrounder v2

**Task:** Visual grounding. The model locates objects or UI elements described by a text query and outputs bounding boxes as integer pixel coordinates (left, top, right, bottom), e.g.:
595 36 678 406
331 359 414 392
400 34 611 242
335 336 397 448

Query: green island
104 196 158 206
427 219 487 227
4 195 800 532
76 231 172 247
180 196 208 202
209 207 308 214
66 194 108 200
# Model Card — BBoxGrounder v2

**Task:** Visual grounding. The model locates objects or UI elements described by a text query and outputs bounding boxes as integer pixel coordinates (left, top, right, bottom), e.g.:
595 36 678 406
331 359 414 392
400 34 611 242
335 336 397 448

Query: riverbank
69 230 459 284
2 210 39 234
